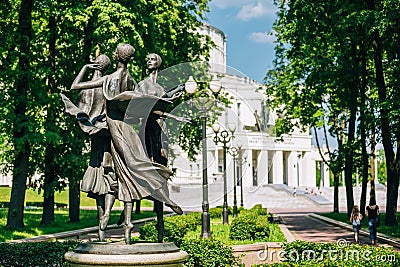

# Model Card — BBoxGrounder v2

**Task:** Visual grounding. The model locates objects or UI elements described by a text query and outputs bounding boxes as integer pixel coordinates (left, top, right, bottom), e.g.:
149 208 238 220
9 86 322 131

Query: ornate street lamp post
212 123 236 224
236 142 247 207
184 75 221 238
227 146 239 217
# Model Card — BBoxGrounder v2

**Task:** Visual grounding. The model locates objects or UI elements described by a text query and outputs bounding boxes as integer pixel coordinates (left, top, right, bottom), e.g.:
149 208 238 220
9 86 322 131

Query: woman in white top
350 205 363 243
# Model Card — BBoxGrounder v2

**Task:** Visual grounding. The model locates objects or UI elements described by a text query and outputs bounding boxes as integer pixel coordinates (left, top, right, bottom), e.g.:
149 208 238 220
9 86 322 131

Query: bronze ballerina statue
64 44 182 244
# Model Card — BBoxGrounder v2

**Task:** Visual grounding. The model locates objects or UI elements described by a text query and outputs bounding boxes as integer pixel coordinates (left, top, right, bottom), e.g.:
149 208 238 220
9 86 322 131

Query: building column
258 150 268 185
323 163 330 187
273 150 283 184
241 149 250 187
287 151 298 187
226 151 234 189
301 153 316 187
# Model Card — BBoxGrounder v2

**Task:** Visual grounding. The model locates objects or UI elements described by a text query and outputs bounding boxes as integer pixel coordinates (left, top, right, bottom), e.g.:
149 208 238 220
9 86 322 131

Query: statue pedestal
64 242 188 267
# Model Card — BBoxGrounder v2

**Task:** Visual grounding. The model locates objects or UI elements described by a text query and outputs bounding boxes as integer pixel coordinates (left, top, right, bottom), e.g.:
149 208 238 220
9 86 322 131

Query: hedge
139 212 201 246
0 240 79 267
181 238 244 267
230 204 270 241
255 240 400 267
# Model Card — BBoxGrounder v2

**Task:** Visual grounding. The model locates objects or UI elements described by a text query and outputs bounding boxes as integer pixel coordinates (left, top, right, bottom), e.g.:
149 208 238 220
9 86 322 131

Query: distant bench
0 202 68 209
25 202 68 209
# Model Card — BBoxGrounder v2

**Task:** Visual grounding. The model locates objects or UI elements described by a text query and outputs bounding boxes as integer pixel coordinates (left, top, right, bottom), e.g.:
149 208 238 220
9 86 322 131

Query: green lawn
0 187 157 242
0 208 157 242
0 187 152 207
184 217 287 245
319 212 400 238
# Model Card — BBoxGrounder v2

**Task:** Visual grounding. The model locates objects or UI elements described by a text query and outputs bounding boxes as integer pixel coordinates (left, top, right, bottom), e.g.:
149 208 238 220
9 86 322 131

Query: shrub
181 238 244 267
209 207 223 219
254 217 270 241
138 221 158 242
247 204 268 215
0 240 79 267
209 206 233 219
230 205 270 241
230 212 258 240
254 240 400 267
181 212 201 230
139 213 201 246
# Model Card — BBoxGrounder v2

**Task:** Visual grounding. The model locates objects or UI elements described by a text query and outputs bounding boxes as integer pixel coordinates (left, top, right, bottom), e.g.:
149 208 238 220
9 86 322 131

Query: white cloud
211 0 252 9
236 2 276 21
249 31 276 43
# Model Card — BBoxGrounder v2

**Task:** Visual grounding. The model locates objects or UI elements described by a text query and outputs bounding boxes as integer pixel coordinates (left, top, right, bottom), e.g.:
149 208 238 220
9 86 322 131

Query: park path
276 212 368 244
271 210 400 252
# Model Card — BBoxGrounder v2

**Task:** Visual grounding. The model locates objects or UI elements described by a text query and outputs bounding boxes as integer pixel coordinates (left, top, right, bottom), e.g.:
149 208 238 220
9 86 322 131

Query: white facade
171 24 330 188
0 173 12 187
198 24 226 74
172 74 328 188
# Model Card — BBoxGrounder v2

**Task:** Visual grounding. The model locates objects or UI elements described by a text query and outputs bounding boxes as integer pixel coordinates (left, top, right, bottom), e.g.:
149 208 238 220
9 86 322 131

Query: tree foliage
1 0 213 228
266 0 400 224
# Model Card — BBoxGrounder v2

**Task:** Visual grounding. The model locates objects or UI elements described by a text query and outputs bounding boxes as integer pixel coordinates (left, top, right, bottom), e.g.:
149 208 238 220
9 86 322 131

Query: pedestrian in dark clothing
366 197 379 245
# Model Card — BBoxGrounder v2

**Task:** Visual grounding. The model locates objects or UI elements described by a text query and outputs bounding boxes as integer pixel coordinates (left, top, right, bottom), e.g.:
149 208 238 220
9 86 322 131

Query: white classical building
170 24 331 189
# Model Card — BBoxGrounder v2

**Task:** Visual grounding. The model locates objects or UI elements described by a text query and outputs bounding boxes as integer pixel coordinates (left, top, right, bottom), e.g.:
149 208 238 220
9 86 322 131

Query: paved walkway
277 212 368 244
271 210 399 251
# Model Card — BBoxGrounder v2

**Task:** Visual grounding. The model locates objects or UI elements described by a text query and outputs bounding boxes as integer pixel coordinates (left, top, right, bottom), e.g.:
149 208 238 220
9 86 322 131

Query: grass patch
0 187 153 207
318 212 400 238
185 217 286 245
0 208 156 242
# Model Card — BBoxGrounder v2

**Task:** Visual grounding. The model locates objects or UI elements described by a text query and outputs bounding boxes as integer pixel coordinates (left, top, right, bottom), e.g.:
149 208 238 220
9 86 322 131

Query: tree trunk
369 159 376 197
360 41 369 217
6 0 33 230
344 105 356 217
83 11 96 63
333 172 339 213
369 129 376 205
41 14 57 225
372 35 398 225
366 0 398 227
69 179 80 222
386 171 399 225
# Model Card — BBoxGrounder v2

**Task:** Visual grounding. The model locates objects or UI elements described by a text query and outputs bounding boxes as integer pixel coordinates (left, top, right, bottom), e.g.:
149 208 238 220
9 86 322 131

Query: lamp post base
223 205 229 224
201 211 212 238
233 205 238 218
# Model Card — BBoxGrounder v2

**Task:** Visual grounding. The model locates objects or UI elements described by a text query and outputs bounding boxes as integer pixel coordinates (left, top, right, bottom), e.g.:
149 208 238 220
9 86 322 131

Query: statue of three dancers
62 44 183 244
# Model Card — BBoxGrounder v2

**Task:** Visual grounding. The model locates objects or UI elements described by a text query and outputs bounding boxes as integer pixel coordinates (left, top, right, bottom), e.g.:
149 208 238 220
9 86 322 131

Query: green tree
6 0 34 229
365 0 400 226
267 0 400 224
2 0 213 227
266 0 369 216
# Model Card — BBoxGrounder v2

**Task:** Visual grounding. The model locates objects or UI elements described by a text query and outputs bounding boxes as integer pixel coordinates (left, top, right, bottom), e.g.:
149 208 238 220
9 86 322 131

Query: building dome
198 23 226 73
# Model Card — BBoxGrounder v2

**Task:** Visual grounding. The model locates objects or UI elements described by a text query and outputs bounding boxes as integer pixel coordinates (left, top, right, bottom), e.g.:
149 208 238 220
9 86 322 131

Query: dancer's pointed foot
98 229 105 242
124 223 133 244
99 214 109 231
166 204 183 215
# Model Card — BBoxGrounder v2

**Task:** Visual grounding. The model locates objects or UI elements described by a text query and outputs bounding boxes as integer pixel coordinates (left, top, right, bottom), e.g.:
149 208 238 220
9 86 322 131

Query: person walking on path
350 205 363 243
366 197 380 245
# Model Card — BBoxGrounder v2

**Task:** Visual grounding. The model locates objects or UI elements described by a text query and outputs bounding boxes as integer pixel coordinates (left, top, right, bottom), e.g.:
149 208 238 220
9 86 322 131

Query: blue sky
205 0 278 82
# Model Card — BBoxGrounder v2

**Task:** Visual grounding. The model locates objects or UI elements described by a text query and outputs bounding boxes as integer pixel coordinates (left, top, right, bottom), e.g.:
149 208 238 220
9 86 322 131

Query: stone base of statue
64 242 188 267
